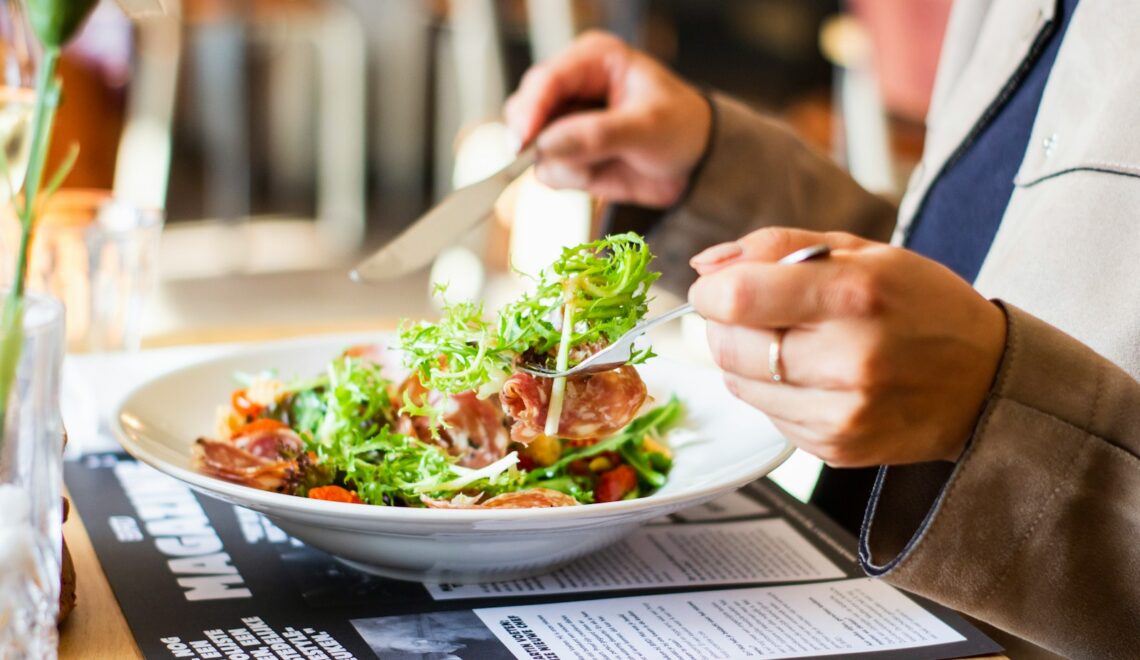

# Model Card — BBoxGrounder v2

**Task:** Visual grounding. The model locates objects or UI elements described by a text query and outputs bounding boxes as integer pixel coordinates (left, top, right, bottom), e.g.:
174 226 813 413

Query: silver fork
516 243 832 379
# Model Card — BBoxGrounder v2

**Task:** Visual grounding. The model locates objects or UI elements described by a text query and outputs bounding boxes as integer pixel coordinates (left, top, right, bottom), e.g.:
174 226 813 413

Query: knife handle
500 145 539 180
500 100 604 180
517 98 608 146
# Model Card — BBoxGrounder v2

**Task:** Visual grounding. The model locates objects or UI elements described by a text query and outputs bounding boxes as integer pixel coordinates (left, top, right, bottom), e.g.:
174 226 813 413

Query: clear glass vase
0 293 64 659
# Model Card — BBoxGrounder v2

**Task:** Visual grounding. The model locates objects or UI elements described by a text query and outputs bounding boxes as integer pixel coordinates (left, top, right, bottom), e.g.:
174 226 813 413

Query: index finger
504 31 630 145
691 227 869 276
689 252 877 327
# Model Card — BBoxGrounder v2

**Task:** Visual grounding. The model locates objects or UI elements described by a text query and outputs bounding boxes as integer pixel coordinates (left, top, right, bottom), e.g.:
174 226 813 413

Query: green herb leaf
397 295 512 399
499 232 660 365
396 233 660 431
296 355 524 506
525 397 684 488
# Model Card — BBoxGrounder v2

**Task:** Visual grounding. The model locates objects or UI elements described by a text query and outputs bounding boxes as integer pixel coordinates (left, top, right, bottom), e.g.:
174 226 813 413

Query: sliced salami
501 366 647 443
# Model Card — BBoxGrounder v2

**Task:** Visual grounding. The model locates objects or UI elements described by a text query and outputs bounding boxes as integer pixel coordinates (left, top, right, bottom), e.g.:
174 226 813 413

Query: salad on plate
192 232 684 508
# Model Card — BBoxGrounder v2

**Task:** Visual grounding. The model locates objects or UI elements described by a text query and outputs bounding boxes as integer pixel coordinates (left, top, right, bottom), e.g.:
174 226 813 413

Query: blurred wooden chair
819 0 952 198
180 0 367 260
46 0 180 208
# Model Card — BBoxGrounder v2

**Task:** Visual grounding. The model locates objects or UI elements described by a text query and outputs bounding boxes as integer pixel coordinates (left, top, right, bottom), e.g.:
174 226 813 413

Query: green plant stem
12 46 61 298
0 46 62 446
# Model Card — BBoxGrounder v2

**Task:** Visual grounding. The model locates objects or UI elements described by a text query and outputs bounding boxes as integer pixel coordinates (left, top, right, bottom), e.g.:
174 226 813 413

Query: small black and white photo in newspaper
351 611 514 660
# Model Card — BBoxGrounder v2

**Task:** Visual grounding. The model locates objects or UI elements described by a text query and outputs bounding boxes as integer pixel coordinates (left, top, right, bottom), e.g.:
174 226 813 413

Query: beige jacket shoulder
653 1 1140 657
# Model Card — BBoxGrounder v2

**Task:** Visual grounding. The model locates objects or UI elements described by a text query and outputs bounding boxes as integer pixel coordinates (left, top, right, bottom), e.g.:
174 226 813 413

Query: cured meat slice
501 366 647 443
397 375 510 468
233 425 304 461
420 488 579 509
193 438 307 493
481 488 579 508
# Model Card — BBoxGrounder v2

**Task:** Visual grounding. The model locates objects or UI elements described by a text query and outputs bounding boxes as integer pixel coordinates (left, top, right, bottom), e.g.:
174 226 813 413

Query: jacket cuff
859 302 1098 581
858 302 1140 654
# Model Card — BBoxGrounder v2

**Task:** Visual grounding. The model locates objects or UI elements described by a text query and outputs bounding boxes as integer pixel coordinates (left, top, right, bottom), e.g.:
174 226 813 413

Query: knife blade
350 145 538 282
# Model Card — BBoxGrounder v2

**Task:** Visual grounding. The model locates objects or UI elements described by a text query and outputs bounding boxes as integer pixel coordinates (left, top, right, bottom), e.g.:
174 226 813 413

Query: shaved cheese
544 301 576 436
422 451 520 493
245 375 286 406
545 379 567 437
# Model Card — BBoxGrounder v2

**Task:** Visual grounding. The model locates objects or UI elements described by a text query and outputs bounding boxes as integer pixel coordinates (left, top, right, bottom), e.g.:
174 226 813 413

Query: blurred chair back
114 0 180 212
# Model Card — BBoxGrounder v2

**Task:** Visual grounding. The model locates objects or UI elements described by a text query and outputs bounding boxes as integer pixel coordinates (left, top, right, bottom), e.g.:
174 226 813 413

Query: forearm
861 303 1140 658
646 94 898 293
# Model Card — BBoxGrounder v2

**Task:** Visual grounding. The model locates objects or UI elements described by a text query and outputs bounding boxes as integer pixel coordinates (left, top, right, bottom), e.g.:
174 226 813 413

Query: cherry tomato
595 465 637 503
231 389 263 418
307 486 364 504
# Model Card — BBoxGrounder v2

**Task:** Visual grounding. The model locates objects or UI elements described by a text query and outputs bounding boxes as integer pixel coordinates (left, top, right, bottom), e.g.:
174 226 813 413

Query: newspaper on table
65 453 1001 659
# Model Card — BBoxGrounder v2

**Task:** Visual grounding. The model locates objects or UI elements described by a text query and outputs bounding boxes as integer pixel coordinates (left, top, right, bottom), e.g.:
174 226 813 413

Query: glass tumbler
0 293 65 658
27 189 162 352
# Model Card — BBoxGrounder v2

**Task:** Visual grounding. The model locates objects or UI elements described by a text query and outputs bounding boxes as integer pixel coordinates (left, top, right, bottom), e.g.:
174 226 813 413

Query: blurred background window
51 0 951 278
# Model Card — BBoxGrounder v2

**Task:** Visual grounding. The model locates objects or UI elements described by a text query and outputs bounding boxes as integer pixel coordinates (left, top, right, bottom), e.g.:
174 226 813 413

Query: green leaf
39 141 78 202
26 0 100 48
288 355 529 506
398 233 661 436
498 232 660 364
525 397 684 486
531 475 596 504
619 442 667 488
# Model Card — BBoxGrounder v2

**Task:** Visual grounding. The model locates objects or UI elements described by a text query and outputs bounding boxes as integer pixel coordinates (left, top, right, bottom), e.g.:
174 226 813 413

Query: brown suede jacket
641 1 1140 657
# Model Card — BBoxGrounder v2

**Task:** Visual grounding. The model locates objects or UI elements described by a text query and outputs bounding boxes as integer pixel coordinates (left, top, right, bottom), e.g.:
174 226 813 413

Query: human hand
504 31 711 207
688 228 1007 467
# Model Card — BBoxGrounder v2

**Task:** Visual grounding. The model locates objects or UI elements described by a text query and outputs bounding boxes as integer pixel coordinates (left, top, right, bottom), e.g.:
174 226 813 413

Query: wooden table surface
59 489 141 659
56 323 1010 660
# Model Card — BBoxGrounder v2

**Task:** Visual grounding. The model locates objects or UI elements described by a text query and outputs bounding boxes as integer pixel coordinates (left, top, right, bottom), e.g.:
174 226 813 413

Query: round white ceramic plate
115 334 793 583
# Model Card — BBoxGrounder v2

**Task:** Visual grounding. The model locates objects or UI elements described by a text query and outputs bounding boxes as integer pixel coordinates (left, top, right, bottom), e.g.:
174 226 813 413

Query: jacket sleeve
860 302 1140 659
643 93 898 293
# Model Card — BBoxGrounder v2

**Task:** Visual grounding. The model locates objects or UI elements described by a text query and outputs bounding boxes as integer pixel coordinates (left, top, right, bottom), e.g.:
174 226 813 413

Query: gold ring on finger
769 328 788 384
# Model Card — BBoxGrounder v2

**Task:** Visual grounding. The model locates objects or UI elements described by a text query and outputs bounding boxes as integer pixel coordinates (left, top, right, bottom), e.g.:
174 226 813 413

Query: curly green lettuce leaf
499 232 660 366
396 233 658 424
397 294 513 399
300 354 523 505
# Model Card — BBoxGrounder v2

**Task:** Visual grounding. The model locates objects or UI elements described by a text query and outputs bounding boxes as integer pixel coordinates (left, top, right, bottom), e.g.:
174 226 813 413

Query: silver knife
350 145 538 282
